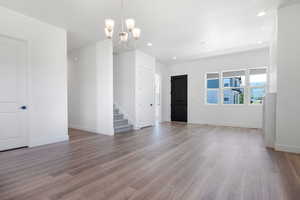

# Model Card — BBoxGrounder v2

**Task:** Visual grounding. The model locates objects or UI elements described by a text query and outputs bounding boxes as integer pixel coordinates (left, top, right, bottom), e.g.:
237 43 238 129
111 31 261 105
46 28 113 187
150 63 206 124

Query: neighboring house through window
249 68 267 104
222 70 246 105
205 68 267 105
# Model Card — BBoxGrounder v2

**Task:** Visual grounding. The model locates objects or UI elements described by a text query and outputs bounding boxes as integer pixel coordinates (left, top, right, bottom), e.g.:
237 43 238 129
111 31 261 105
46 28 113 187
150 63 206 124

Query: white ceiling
0 0 280 63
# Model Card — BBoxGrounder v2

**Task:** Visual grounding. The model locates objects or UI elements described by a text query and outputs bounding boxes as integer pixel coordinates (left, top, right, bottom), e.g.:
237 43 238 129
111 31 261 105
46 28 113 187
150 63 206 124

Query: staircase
114 106 133 133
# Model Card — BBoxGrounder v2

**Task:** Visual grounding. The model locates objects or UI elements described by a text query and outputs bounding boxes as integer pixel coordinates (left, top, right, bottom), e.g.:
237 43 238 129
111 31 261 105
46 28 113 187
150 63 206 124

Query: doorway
155 74 161 123
171 75 188 122
0 36 28 151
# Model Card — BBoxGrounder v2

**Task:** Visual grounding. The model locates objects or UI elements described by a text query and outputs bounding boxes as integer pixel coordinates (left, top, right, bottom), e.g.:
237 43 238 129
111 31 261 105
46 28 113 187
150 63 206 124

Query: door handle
20 106 27 110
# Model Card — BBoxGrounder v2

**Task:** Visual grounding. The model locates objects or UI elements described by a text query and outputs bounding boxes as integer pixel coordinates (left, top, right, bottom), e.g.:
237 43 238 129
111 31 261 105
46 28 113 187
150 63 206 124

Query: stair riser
113 106 133 133
114 114 123 120
115 127 133 133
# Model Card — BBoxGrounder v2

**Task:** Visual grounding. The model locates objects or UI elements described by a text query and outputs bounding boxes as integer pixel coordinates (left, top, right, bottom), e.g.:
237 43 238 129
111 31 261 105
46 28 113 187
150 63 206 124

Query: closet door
0 36 28 151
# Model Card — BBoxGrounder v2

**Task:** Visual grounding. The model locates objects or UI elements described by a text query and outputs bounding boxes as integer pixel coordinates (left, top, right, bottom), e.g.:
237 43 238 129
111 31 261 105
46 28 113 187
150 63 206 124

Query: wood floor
0 123 300 200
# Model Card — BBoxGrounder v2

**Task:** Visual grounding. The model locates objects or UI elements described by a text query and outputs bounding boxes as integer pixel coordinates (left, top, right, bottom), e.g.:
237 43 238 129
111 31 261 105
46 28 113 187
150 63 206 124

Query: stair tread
113 106 132 133
114 119 127 122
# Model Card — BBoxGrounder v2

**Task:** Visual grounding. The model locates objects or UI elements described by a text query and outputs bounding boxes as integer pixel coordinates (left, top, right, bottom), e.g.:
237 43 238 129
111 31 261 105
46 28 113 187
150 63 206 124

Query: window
249 68 267 104
223 88 245 104
205 68 267 105
206 73 219 104
222 70 246 104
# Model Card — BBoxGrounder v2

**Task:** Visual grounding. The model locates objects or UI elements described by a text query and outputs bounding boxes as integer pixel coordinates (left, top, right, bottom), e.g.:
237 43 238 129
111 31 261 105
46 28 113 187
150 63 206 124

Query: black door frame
171 75 188 122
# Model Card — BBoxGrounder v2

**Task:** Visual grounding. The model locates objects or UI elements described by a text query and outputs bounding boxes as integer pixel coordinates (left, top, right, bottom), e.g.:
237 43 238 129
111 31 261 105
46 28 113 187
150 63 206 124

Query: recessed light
257 41 263 44
257 11 266 17
147 42 153 47
172 56 177 60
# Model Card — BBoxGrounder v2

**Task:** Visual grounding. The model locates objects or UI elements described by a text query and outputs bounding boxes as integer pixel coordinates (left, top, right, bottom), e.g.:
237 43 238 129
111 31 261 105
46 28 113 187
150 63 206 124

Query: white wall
68 45 96 131
163 48 269 128
113 54 118 103
263 11 278 149
68 40 114 135
263 93 277 148
268 12 278 94
155 62 163 122
96 40 114 135
0 6 68 147
276 3 300 153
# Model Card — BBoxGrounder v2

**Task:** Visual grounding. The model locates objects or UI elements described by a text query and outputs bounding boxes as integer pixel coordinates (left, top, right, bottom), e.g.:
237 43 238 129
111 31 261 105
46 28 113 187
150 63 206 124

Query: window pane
250 88 265 104
250 74 267 87
249 68 267 75
207 90 219 104
223 88 244 104
207 79 219 89
223 76 245 87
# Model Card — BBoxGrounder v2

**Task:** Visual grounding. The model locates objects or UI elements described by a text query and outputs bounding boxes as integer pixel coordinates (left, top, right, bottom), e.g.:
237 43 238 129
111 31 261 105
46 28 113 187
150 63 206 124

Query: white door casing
0 36 28 151
136 65 155 128
155 74 162 122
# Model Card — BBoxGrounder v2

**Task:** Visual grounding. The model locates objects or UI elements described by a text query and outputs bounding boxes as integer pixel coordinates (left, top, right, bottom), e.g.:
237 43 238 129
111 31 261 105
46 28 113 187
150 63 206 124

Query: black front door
171 75 187 122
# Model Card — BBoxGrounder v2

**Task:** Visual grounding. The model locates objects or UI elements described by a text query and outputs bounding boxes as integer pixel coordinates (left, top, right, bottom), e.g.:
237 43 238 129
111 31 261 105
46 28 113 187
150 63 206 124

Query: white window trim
205 72 220 105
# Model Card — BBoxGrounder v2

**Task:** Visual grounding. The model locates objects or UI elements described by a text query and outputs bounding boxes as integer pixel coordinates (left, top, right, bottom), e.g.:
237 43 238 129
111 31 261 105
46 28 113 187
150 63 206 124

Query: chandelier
104 0 141 42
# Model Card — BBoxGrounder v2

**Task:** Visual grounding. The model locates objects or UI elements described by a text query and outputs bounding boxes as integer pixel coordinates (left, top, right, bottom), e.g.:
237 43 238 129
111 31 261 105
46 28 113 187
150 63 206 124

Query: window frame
248 67 268 106
205 67 268 106
205 72 220 105
221 69 246 106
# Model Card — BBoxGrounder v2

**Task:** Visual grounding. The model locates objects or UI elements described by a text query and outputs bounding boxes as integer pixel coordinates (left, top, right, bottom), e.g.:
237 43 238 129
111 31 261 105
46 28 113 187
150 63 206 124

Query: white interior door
136 66 155 128
0 36 28 151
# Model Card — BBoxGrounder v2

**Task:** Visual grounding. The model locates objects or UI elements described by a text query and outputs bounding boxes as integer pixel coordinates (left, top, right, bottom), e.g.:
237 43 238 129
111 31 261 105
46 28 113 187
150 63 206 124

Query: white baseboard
69 124 98 133
175 120 261 129
160 120 261 129
69 124 114 136
275 144 300 154
29 134 69 148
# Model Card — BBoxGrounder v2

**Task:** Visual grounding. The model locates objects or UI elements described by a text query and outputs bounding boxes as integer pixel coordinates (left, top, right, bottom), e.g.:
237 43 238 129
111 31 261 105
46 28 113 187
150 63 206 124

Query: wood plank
0 122 299 200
